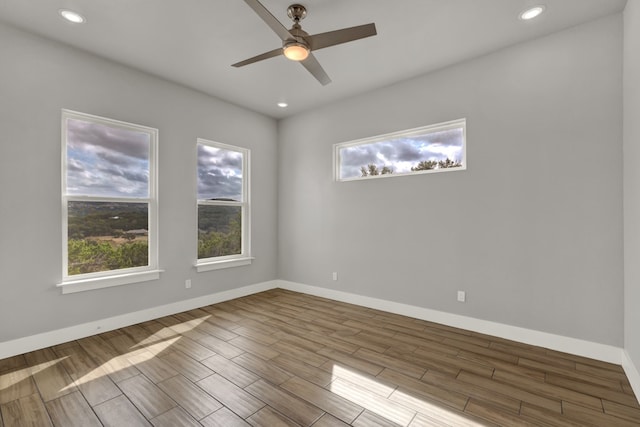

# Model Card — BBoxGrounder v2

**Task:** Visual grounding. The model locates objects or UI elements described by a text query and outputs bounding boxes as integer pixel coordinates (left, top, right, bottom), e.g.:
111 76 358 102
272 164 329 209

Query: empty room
1 0 640 425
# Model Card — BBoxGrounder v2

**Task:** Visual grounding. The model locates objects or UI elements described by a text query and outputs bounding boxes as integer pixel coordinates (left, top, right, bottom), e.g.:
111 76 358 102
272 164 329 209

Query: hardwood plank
355 330 418 353
353 348 426 379
329 377 416 426
352 409 403 427
0 367 37 405
492 369 603 410
312 413 351 427
317 348 384 377
2 289 640 427
518 357 617 388
575 362 629 381
0 356 26 374
107 332 148 358
168 336 216 361
0 393 52 427
159 350 214 382
545 373 639 408
200 407 251 427
150 407 200 427
232 352 292 385
246 406 301 427
602 399 640 422
272 330 326 352
271 354 334 387
45 391 101 427
126 351 179 384
549 351 625 373
77 335 141 383
456 370 561 413
157 375 222 420
201 354 260 388
118 374 177 419
390 347 495 379
464 399 537 426
53 344 121 406
233 325 278 346
245 379 325 426
327 362 397 398
561 400 640 427
280 376 364 424
420 370 521 414
520 402 591 427
341 319 398 339
197 374 265 419
24 348 77 402
269 322 359 354
198 334 245 359
197 318 239 341
378 369 469 411
93 394 151 427
271 341 327 367
329 331 389 354
409 411 494 427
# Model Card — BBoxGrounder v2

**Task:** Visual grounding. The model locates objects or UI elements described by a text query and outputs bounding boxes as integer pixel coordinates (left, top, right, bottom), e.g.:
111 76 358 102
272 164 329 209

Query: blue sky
197 144 243 201
66 118 150 198
340 127 464 179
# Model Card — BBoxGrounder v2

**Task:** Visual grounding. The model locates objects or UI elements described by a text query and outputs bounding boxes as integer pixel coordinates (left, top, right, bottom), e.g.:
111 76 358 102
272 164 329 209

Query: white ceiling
0 0 627 119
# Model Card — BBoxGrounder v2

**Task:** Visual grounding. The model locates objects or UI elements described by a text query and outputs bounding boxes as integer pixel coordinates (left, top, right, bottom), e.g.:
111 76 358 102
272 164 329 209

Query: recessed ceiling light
519 5 545 21
59 9 86 24
277 102 288 108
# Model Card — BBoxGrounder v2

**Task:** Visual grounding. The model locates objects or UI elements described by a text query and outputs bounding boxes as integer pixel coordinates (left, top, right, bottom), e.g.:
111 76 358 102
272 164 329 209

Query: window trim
195 138 251 271
58 109 160 294
334 118 467 182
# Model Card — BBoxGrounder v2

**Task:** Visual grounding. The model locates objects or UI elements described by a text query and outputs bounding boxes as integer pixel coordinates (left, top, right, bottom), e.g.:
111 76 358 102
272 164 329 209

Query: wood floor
1 289 639 427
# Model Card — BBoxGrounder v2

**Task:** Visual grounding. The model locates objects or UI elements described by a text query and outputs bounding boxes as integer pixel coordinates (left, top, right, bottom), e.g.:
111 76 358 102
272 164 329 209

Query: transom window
60 110 159 293
335 119 466 181
196 139 251 271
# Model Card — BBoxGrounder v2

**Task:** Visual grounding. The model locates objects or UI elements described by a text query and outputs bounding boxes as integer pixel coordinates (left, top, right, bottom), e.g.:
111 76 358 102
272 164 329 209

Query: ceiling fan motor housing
287 4 307 22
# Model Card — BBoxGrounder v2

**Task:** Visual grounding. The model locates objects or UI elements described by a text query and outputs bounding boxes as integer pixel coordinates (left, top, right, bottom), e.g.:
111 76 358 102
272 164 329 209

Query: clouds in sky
197 144 243 201
339 128 464 179
66 118 150 197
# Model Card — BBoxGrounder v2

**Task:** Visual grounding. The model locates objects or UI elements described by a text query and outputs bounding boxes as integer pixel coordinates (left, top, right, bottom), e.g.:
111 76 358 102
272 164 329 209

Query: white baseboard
2 278 635 381
278 280 625 365
622 350 640 401
0 280 278 360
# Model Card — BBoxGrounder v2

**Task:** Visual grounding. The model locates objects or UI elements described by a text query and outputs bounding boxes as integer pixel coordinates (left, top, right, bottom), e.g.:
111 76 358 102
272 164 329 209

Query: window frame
334 118 467 182
58 109 160 294
196 138 252 272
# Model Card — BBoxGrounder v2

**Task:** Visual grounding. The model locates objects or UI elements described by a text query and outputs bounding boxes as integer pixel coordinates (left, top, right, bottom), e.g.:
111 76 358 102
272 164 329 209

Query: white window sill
196 257 254 272
57 269 162 294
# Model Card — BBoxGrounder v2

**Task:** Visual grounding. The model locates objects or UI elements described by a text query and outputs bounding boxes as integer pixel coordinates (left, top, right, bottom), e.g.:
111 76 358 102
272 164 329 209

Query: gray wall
278 15 624 346
624 2 640 370
0 23 278 342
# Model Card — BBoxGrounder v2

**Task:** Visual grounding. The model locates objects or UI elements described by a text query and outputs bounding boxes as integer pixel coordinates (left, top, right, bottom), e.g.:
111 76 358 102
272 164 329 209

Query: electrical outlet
185 279 192 289
332 272 338 281
457 291 466 302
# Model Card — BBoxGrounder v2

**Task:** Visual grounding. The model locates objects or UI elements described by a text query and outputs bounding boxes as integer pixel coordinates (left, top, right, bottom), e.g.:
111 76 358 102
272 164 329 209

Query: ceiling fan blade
232 48 283 67
308 23 377 51
301 53 331 86
242 0 293 41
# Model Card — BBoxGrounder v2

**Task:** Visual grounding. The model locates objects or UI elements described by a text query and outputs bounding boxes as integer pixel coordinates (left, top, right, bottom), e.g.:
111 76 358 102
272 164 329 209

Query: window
60 110 159 293
196 139 251 271
335 118 466 181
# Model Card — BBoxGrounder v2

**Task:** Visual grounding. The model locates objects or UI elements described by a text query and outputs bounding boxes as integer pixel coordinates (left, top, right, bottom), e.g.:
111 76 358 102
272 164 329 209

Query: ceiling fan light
283 42 309 61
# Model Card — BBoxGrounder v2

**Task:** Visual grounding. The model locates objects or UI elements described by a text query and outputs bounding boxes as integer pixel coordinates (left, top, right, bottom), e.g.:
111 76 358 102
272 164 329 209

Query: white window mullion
196 138 251 270
59 109 160 293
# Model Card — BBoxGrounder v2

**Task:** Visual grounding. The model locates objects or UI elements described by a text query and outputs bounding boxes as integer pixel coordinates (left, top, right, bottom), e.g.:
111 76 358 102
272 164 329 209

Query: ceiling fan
232 0 377 85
